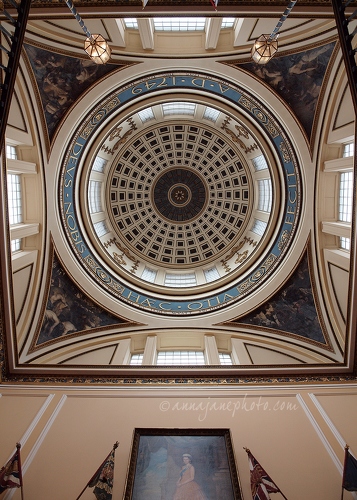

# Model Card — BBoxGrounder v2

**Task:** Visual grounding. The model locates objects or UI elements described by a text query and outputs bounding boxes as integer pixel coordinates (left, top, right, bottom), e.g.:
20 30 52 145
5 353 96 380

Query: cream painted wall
1 384 356 500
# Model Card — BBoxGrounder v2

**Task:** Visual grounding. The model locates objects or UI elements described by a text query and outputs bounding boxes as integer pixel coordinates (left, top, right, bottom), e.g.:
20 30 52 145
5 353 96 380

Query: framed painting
124 428 242 500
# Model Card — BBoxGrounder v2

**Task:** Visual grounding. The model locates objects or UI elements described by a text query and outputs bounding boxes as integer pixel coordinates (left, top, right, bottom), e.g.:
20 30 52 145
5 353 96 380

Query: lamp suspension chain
64 0 111 64
64 0 92 40
269 0 297 41
251 0 298 64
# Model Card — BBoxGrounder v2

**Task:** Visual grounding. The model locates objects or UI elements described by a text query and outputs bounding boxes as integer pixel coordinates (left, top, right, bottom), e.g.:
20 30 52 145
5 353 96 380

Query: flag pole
341 444 349 500
75 442 119 500
244 447 289 500
16 443 24 500
278 487 289 500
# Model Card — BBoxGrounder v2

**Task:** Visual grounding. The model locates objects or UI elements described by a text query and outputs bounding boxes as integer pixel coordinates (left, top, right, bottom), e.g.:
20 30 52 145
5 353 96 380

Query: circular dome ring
60 72 301 315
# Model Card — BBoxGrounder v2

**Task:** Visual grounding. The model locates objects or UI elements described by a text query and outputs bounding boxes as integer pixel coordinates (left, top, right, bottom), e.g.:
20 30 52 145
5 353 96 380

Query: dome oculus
154 168 206 220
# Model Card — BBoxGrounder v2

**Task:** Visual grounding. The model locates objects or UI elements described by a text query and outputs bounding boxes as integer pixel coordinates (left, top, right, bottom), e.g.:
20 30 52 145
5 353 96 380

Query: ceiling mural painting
23 44 134 140
221 250 331 348
228 41 336 138
30 250 140 352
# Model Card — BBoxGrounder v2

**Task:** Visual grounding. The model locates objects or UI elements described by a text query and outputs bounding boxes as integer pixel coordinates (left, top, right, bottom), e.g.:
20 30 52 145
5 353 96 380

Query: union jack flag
246 449 280 500
84 442 119 500
0 444 22 493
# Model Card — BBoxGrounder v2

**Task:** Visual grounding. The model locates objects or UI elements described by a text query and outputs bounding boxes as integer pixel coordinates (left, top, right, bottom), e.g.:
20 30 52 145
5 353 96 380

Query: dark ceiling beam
331 0 357 112
0 0 31 154
331 0 357 371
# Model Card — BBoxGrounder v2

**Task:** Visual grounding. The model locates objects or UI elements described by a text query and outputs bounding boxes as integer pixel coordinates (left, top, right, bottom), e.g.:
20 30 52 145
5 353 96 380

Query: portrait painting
124 428 242 500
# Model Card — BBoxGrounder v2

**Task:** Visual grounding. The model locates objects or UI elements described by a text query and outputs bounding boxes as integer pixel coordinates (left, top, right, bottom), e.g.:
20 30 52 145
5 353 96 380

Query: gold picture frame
124 428 242 499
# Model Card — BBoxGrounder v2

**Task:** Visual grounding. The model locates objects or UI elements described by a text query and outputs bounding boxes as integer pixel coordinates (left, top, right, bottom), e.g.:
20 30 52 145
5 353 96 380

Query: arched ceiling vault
2 1 356 383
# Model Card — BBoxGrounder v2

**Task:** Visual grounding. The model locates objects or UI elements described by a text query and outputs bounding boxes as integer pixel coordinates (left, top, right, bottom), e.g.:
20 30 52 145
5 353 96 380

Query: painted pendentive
224 251 329 345
237 42 335 137
24 44 129 139
33 252 136 349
